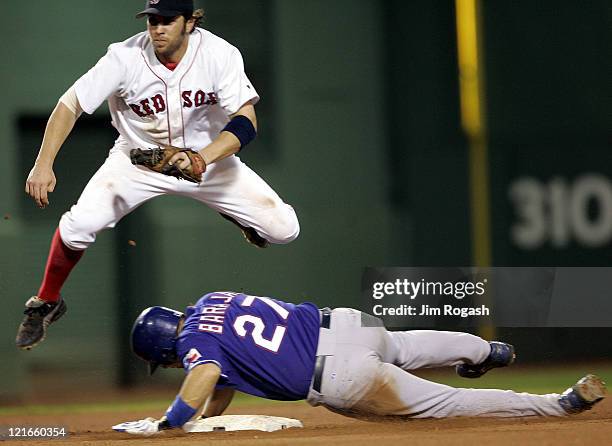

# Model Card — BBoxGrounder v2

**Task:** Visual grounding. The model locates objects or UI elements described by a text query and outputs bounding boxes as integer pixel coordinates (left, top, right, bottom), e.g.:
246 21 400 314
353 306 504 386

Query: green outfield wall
0 1 609 398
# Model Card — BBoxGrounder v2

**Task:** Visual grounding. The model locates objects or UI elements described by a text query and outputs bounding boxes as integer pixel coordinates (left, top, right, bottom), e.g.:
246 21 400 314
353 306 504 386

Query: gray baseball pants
306 308 565 418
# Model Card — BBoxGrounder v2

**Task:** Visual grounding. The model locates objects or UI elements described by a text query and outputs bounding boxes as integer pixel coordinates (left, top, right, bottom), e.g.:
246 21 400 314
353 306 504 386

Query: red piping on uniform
141 45 172 146
179 29 203 149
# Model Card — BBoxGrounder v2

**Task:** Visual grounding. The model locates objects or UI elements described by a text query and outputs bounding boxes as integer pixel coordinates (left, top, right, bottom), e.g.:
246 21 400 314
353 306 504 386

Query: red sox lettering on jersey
74 28 258 151
129 90 219 118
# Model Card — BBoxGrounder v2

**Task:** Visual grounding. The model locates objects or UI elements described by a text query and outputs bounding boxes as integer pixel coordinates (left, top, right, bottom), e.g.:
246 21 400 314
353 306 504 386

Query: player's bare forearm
198 103 257 165
178 363 222 413
26 102 81 207
198 132 241 165
202 388 235 417
113 365 221 435
35 102 80 167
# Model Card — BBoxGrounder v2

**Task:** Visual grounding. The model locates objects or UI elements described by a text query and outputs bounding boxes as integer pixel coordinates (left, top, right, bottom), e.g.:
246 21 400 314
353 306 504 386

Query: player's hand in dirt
25 163 57 209
112 417 161 436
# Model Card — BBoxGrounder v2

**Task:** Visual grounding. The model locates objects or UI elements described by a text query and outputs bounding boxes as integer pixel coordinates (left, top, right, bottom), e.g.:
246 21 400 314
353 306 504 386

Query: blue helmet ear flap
131 306 184 374
148 347 179 375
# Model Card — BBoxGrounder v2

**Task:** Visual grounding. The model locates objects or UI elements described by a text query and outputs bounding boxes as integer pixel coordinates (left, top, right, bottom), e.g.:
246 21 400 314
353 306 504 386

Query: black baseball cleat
558 374 607 414
456 341 516 379
219 213 270 248
15 296 67 350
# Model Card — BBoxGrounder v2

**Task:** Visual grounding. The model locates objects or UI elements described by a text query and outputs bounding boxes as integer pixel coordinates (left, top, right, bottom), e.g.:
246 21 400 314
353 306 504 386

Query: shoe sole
575 375 607 404
503 344 517 366
18 300 67 351
508 348 517 365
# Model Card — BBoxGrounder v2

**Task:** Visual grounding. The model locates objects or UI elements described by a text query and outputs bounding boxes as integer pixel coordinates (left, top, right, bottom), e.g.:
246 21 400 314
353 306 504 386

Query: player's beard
154 26 188 61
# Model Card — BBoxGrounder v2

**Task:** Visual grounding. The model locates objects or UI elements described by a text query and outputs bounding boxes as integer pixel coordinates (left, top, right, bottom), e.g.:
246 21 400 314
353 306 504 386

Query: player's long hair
185 8 205 33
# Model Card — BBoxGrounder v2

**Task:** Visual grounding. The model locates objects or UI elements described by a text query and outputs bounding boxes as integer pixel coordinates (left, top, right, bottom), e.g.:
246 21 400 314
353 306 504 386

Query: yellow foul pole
455 0 494 338
455 0 490 267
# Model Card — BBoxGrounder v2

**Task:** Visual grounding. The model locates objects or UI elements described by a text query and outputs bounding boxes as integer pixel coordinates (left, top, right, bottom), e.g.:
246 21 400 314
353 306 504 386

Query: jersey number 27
233 295 289 353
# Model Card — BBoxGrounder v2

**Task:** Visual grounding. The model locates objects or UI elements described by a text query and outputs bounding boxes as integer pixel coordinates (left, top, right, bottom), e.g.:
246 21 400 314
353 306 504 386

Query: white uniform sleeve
216 48 260 115
73 45 126 115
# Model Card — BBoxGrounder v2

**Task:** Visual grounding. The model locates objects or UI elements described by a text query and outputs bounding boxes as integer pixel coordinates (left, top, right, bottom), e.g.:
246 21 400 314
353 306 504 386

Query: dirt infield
1 397 610 446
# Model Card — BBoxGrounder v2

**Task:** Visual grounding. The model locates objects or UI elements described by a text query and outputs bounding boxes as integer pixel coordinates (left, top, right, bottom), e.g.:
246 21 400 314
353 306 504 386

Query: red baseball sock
37 228 84 303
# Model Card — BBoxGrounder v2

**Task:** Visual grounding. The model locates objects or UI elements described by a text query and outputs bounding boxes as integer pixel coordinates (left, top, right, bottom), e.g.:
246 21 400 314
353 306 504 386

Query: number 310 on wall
509 174 612 249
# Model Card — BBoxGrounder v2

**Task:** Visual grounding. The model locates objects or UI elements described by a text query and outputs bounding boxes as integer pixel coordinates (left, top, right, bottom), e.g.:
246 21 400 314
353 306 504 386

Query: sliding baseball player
113 291 607 435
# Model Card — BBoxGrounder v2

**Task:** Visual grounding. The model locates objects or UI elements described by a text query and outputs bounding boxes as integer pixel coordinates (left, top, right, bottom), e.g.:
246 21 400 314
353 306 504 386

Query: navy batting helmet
131 306 184 375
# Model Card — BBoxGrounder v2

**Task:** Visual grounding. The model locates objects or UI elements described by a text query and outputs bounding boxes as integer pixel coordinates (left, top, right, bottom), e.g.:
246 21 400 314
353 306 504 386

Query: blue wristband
222 115 256 150
165 396 197 428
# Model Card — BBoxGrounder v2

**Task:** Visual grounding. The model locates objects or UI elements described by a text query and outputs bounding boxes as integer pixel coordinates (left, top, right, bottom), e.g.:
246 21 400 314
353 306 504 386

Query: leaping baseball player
16 0 300 350
113 291 607 436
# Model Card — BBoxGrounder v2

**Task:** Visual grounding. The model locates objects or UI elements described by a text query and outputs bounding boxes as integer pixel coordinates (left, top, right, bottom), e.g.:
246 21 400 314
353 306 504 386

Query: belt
320 307 331 329
312 308 332 392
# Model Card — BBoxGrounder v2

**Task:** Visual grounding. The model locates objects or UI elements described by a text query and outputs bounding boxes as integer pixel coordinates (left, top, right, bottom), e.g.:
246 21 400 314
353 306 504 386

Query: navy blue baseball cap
136 0 194 18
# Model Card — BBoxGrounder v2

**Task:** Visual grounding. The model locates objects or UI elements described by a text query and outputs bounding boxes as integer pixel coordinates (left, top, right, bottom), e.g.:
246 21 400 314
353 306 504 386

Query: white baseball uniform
58 28 299 250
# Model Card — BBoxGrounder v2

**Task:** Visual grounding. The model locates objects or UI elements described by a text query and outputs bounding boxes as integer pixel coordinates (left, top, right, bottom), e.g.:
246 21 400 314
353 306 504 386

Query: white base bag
183 415 303 433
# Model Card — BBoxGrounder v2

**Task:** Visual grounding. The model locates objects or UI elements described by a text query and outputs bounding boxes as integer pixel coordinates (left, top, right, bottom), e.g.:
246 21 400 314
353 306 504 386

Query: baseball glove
130 146 206 183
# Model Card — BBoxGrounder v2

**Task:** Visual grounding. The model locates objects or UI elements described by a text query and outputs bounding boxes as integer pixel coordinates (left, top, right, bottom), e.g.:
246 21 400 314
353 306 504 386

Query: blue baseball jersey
176 292 321 400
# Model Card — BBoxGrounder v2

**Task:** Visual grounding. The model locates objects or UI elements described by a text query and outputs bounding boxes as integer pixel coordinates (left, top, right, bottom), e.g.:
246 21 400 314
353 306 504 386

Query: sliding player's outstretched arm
113 363 221 436
159 362 222 430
